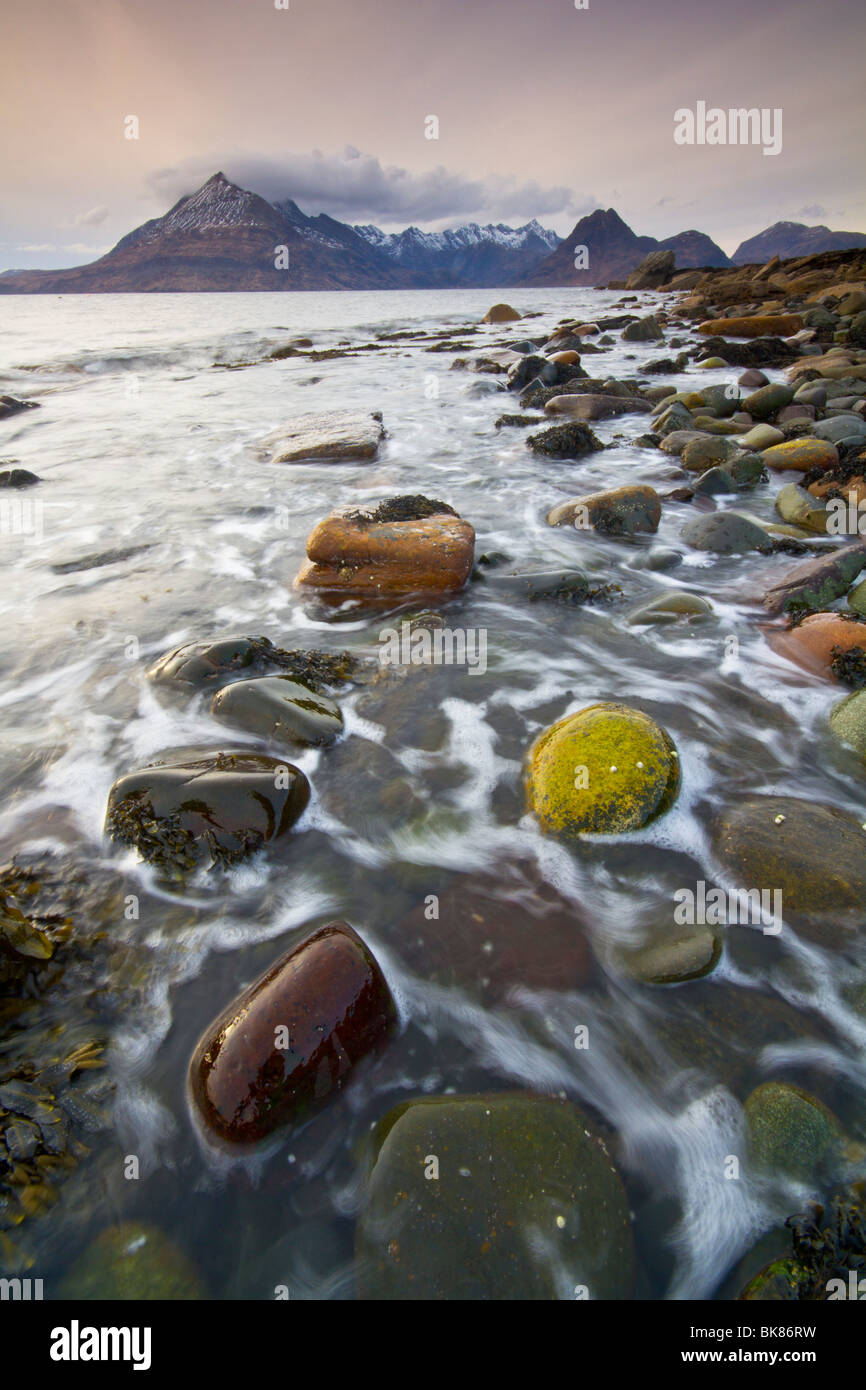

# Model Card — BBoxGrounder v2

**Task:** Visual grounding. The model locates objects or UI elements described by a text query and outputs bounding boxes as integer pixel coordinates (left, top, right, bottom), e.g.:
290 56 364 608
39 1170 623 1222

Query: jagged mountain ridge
521 208 730 287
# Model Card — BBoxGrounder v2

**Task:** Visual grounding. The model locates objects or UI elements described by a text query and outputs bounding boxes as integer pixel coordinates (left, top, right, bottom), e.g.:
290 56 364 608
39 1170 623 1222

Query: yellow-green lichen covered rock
526 702 680 838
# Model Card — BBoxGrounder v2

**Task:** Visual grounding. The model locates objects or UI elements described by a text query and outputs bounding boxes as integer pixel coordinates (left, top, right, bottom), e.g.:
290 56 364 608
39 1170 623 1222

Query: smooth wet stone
775 483 828 534
296 496 475 596
762 541 866 616
848 575 866 616
726 452 766 488
0 396 39 421
698 315 803 338
615 925 721 984
356 1094 634 1300
547 484 661 535
480 567 592 603
829 688 866 758
622 315 663 341
543 392 650 420
393 875 593 1003
659 429 707 456
744 1082 842 1183
813 415 866 446
768 611 866 679
526 702 679 838
628 547 683 572
692 466 736 496
793 383 827 407
739 423 785 450
526 421 603 459
762 438 839 472
148 633 355 691
105 752 310 870
260 410 385 463
482 303 521 323
715 796 866 926
698 356 730 369
548 349 582 365
626 591 713 625
741 383 794 419
189 922 396 1146
681 435 742 472
211 676 343 747
0 468 40 488
738 369 770 389
59 1223 204 1300
681 512 773 554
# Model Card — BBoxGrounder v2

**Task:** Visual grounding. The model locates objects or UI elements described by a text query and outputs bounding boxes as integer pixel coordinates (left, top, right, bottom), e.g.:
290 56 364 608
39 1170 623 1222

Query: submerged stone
356 1094 634 1300
148 633 356 692
105 752 310 871
211 676 343 747
526 702 680 838
59 1223 203 1300
260 409 385 463
744 1082 842 1183
189 922 396 1145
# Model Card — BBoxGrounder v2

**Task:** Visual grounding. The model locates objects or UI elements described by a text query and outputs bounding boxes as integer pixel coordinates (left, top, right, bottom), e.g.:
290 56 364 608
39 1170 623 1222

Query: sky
1 0 864 270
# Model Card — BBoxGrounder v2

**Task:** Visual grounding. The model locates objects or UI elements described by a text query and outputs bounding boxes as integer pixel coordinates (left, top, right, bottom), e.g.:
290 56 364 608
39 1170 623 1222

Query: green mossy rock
739 1256 809 1300
211 676 343 748
59 1223 204 1300
849 576 866 617
744 1082 842 1183
356 1094 634 1300
829 688 866 758
526 702 680 838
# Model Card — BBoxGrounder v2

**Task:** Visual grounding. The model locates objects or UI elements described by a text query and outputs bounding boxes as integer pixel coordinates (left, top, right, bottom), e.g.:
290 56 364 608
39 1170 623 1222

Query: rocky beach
1 246 866 1303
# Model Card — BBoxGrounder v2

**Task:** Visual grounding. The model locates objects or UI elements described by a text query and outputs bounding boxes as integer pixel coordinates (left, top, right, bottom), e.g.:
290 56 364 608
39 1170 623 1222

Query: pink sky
2 0 864 270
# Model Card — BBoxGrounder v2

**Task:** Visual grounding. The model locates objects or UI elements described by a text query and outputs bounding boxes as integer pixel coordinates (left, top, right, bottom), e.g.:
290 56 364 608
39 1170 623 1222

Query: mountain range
0 172 863 293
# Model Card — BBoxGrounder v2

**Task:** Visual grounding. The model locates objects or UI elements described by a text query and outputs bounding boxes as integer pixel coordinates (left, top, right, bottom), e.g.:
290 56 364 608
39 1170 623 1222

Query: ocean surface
1 288 864 1299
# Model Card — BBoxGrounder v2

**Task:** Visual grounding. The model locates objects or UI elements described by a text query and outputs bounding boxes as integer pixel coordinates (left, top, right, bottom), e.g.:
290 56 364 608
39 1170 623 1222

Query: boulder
211 676 343 747
767 611 866 679
295 496 475 597
626 591 713 625
741 383 794 419
526 422 603 459
715 796 866 927
482 303 522 323
260 410 385 463
59 1224 203 1301
681 512 773 554
762 438 839 472
681 436 743 472
525 702 679 838
621 316 664 342
148 634 356 691
0 468 40 488
762 541 866 615
547 484 661 535
744 1082 842 1183
105 752 310 871
356 1094 634 1300
543 393 651 420
625 249 675 290
189 922 396 1145
829 688 866 757
697 315 803 339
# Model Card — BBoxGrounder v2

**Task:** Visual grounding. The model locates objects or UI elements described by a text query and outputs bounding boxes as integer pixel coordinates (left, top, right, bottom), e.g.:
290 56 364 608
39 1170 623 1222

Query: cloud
795 203 826 221
146 149 592 229
17 241 111 255
73 204 109 227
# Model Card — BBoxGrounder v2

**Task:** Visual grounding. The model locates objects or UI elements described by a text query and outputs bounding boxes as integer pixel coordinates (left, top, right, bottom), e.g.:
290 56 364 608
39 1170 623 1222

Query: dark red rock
189 922 396 1145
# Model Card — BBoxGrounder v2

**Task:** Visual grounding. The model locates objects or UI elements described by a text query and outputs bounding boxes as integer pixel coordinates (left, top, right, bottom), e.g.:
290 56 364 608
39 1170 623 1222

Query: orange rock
768 612 866 679
296 502 475 596
762 438 839 472
697 314 803 338
809 477 866 505
549 350 581 365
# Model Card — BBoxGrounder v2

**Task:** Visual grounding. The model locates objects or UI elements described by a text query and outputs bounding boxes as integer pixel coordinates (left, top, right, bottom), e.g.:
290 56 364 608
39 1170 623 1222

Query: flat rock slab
297 499 475 596
544 393 651 420
260 410 385 463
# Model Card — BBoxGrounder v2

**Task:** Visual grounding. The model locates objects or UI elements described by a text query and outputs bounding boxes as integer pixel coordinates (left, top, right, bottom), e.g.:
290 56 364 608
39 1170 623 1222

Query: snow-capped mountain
353 219 561 286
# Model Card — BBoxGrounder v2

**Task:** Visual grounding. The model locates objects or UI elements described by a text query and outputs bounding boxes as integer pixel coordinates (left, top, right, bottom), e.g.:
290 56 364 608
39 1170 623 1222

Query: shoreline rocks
295 495 475 597
260 410 385 463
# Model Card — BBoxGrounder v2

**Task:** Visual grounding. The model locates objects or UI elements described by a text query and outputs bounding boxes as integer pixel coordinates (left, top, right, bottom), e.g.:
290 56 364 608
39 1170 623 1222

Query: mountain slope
0 173 424 293
521 209 729 287
353 220 561 287
733 221 866 264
